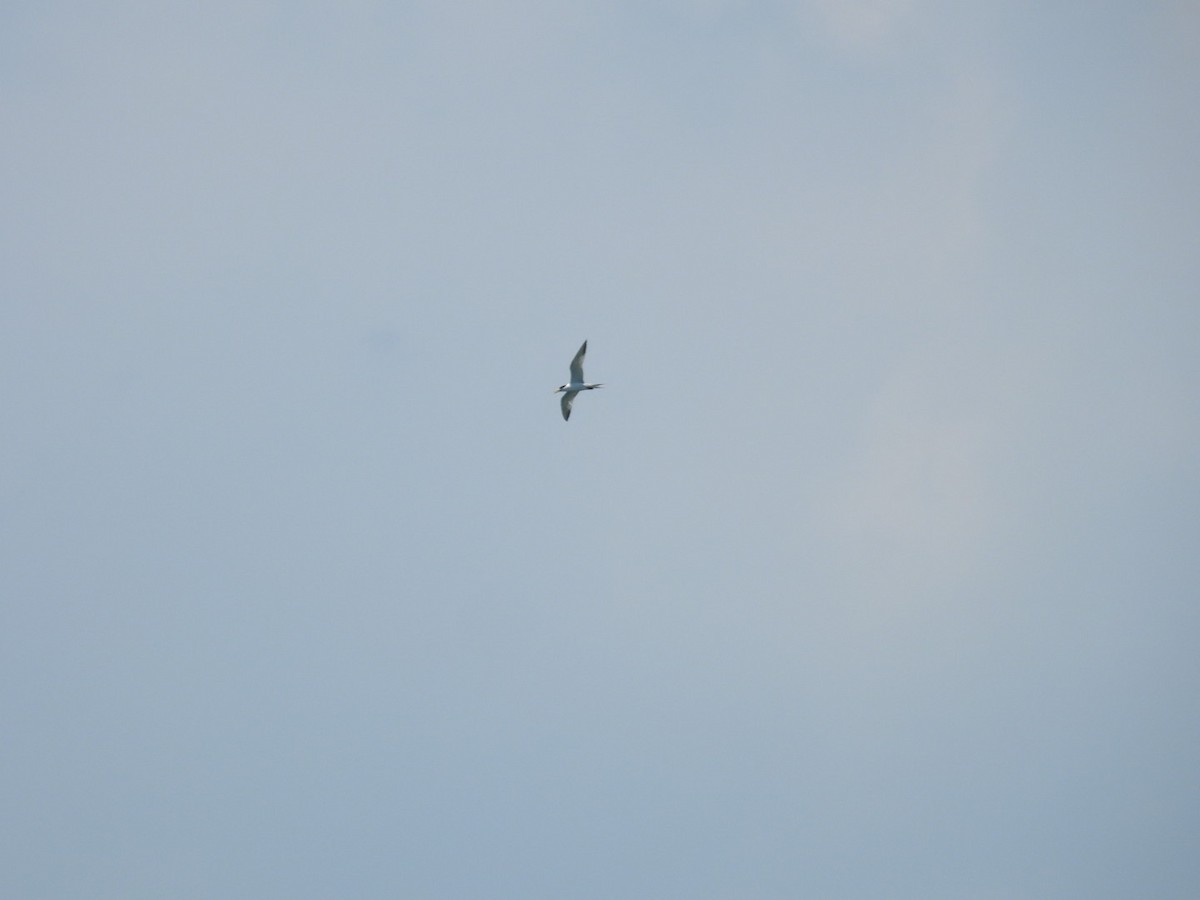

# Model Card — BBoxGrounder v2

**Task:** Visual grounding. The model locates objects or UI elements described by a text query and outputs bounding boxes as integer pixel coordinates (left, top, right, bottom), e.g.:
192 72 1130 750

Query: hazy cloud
2 3 1197 898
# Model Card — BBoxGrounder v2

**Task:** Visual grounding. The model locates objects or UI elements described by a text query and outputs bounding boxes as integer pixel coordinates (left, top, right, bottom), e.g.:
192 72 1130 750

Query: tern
554 340 604 421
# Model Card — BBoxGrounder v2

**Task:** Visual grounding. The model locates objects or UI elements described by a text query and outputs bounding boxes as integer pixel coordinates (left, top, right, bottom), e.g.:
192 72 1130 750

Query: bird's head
553 384 567 393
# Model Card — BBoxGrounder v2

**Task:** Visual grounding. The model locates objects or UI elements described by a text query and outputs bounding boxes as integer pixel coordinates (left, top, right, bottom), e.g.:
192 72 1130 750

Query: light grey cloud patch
806 0 918 51
816 370 997 601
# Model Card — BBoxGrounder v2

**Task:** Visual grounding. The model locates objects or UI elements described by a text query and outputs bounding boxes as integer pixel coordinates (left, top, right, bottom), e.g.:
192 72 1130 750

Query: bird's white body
554 340 604 421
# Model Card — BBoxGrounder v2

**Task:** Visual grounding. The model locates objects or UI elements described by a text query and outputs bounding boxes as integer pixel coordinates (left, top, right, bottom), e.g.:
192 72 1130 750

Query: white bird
554 340 604 421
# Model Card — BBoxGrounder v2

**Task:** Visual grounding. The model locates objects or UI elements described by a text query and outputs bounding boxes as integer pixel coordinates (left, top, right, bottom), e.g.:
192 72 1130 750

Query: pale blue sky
3 2 1198 898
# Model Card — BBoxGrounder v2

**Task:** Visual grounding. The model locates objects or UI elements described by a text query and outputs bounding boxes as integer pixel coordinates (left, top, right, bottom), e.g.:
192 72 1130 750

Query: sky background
2 2 1198 898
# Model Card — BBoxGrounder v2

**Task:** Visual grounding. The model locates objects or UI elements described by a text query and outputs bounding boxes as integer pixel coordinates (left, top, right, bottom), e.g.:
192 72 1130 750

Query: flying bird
554 340 604 421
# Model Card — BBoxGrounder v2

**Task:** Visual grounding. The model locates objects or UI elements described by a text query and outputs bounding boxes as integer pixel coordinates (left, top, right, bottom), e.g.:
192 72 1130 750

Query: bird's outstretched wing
560 390 576 421
568 340 587 385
